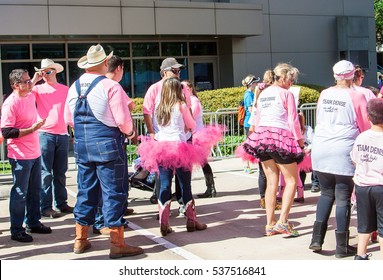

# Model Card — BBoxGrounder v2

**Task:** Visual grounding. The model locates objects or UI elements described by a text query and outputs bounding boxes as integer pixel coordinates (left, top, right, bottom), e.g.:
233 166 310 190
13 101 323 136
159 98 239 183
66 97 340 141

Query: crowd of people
236 60 383 260
1 43 382 260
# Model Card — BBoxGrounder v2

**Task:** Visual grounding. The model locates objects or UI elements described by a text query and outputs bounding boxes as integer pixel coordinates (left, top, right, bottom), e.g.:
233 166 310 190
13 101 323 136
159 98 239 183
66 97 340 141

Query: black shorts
258 153 298 165
355 184 383 237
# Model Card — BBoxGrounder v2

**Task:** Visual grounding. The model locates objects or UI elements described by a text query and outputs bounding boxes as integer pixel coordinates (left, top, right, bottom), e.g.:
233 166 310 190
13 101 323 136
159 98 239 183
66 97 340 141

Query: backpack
238 99 245 126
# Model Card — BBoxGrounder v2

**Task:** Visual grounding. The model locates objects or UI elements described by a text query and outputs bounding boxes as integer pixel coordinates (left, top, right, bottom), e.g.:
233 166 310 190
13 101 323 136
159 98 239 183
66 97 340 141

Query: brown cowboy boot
74 223 91 254
158 200 173 236
185 200 207 232
109 226 143 259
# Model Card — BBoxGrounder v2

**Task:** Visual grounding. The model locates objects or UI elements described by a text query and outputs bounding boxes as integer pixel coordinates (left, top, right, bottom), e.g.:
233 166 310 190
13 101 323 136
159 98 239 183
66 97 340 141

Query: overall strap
75 75 107 98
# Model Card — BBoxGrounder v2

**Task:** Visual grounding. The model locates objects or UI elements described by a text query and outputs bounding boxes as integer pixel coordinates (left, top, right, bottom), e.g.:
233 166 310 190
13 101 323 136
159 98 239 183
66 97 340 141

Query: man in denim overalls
64 44 143 259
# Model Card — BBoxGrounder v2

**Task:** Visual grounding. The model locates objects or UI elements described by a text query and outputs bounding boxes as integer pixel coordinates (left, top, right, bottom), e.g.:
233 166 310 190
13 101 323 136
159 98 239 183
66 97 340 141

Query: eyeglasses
43 70 55 75
18 79 32 85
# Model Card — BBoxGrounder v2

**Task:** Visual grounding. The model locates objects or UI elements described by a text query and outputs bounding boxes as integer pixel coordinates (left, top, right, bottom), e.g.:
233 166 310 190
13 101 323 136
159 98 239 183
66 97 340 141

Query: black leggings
258 163 267 198
315 171 354 231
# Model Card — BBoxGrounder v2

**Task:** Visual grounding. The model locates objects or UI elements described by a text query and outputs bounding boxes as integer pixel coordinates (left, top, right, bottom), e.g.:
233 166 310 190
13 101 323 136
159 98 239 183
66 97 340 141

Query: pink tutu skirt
235 126 304 163
298 152 312 172
137 125 224 173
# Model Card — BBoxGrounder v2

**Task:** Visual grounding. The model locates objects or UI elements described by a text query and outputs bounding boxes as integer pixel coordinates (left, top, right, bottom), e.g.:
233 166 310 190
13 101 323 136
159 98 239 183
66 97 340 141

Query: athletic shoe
275 221 299 237
354 253 371 260
264 225 280 236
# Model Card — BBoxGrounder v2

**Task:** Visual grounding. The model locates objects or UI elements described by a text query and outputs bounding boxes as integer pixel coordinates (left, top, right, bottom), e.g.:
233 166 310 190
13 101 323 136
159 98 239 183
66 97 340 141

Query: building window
103 43 130 58
68 43 95 58
33 44 65 59
161 42 187 56
132 43 160 57
1 44 30 60
189 42 217 56
120 60 132 97
133 59 161 97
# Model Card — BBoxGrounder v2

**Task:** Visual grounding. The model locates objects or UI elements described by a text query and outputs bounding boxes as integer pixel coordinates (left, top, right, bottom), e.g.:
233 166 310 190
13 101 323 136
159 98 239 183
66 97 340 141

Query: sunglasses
43 70 55 75
18 79 32 85
168 69 181 75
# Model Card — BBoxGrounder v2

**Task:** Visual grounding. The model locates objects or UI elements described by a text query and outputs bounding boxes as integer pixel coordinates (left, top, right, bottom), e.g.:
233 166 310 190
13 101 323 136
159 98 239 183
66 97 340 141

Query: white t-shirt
350 129 383 186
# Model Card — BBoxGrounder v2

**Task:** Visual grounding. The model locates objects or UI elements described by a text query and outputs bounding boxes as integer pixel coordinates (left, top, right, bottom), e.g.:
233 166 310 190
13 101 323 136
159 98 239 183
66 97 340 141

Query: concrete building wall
0 0 377 89
230 0 376 87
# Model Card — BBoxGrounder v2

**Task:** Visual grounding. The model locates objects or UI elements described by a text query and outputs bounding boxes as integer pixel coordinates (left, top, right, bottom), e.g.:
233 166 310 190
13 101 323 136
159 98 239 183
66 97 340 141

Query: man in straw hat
64 44 143 258
31 59 73 219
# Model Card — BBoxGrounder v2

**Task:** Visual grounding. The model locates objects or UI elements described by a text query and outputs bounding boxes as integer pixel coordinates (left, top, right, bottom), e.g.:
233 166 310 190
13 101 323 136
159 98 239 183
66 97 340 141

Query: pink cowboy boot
185 200 207 232
158 200 173 236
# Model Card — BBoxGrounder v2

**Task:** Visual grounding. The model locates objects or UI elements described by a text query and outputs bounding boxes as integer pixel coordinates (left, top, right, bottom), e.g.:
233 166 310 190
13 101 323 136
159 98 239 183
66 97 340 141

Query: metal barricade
0 103 318 175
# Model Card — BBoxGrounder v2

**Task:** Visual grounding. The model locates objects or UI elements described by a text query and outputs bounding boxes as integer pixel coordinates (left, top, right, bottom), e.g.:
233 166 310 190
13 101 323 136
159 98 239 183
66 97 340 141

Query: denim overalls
73 75 126 227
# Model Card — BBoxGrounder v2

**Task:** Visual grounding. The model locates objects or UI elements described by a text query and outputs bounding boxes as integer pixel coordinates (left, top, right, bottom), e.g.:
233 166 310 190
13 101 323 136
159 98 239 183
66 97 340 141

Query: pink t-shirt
353 85 376 102
351 129 383 186
32 82 69 135
1 92 41 159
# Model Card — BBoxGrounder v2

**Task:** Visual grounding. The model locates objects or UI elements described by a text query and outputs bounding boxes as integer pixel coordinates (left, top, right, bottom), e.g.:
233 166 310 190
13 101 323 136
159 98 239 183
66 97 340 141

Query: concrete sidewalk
0 157 379 261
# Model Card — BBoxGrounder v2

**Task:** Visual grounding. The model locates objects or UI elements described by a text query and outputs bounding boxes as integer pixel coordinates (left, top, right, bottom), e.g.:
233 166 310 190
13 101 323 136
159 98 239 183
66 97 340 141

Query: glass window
132 43 159 57
103 43 130 58
33 44 65 59
68 61 86 85
161 42 187 56
1 44 30 60
189 42 217 56
68 43 95 58
133 59 161 97
120 60 132 97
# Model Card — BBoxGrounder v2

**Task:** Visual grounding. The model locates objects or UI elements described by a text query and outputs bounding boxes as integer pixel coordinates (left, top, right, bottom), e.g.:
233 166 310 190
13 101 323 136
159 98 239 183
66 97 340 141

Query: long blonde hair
155 77 185 126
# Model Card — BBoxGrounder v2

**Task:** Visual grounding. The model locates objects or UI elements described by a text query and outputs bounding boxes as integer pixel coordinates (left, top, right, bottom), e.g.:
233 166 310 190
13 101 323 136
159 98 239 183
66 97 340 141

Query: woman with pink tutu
138 78 218 236
236 63 304 237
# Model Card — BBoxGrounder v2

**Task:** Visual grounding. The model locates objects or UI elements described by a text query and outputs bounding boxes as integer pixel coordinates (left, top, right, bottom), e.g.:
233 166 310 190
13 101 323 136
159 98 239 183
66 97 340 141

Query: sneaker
11 232 33 243
178 205 186 217
26 223 52 234
264 224 280 236
41 209 61 218
244 167 254 173
354 253 371 260
275 221 299 237
311 185 320 193
57 205 74 214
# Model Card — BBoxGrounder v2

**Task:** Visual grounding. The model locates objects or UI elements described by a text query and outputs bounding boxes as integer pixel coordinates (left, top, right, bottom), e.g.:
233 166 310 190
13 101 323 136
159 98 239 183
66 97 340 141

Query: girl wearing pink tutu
236 63 304 237
137 78 210 236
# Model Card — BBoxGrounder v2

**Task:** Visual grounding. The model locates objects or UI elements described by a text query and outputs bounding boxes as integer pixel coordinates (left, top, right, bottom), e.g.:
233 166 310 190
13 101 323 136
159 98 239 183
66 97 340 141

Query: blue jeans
158 166 192 205
74 154 126 228
39 132 69 211
9 157 42 235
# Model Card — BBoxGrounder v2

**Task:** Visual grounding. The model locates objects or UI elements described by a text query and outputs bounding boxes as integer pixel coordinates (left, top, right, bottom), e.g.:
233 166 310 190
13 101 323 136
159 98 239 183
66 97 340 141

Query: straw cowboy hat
34 58 64 73
77 44 113 69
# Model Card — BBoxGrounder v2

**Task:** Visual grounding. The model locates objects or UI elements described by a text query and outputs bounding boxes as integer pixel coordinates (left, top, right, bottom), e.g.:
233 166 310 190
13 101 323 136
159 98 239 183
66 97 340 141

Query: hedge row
131 83 324 114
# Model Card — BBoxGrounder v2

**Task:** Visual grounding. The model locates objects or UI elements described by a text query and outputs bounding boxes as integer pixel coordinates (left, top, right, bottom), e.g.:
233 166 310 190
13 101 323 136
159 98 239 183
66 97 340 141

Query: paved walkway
0 157 381 279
